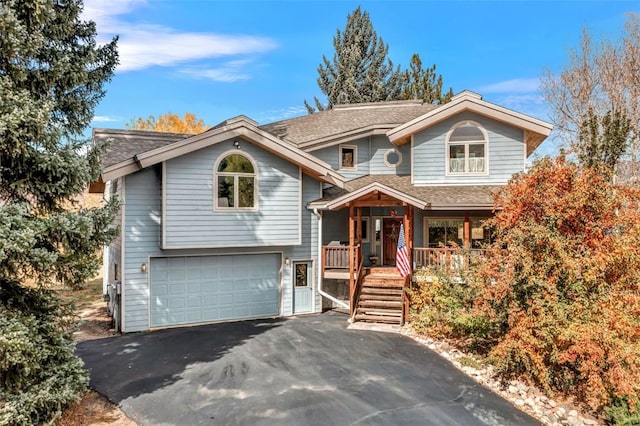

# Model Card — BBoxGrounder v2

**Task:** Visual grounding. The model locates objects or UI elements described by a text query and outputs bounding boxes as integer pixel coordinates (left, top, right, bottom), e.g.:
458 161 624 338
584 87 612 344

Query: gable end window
446 121 488 174
339 145 357 170
215 152 257 210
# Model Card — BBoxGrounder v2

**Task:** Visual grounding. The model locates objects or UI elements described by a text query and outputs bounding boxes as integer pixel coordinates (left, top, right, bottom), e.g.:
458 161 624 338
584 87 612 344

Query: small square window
340 145 357 170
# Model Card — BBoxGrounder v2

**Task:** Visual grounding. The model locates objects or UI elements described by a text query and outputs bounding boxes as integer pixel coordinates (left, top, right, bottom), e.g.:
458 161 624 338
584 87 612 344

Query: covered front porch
312 180 495 325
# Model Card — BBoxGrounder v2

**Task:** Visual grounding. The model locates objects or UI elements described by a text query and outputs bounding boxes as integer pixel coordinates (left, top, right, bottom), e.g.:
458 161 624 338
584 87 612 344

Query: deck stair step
354 269 406 326
358 300 403 308
359 293 403 301
354 313 402 324
361 287 402 296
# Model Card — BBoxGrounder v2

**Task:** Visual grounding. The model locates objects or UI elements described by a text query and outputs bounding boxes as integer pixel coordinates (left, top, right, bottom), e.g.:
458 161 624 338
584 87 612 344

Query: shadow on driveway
76 316 284 402
77 312 540 426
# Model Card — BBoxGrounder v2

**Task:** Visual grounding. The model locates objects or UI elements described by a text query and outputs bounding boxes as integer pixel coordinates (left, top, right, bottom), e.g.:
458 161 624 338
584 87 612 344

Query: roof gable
98 116 344 188
386 91 553 155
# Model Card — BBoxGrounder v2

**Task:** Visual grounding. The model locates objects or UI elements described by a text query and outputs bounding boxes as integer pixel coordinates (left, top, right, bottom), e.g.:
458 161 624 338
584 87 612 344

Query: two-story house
94 91 552 332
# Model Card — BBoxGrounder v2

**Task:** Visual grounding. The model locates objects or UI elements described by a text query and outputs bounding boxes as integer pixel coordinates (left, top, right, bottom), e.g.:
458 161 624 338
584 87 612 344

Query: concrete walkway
77 312 539 425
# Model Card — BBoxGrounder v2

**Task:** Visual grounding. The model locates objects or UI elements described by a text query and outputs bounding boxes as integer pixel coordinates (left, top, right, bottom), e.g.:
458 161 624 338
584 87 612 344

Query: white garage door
150 254 281 328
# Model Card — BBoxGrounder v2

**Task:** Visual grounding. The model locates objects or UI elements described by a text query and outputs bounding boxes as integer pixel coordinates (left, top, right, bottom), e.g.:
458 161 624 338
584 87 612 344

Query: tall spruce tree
305 6 403 113
400 53 453 104
0 0 118 422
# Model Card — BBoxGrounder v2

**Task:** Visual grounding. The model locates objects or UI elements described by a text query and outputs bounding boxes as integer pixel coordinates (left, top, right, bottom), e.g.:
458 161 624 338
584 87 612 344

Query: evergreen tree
0 0 118 422
305 6 403 113
400 53 453 104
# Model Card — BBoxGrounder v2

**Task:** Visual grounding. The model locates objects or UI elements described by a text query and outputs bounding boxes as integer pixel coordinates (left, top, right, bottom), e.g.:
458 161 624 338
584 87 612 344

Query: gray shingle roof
259 100 437 146
93 128 189 168
311 175 501 209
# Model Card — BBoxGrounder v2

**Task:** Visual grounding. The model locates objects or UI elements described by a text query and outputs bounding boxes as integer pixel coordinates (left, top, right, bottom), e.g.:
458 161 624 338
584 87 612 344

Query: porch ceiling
309 175 501 211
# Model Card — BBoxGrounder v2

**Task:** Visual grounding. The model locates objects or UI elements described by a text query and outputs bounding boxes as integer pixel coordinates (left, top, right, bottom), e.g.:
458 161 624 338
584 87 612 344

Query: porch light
285 257 291 265
140 263 147 272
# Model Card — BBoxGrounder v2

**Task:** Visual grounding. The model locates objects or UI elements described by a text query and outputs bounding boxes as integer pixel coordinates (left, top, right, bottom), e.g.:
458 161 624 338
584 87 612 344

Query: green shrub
408 267 493 350
0 280 88 425
606 399 640 425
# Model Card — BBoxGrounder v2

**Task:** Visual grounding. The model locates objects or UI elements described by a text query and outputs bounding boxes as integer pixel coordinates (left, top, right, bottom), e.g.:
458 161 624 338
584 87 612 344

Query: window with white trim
447 121 487 174
339 145 357 170
215 152 257 209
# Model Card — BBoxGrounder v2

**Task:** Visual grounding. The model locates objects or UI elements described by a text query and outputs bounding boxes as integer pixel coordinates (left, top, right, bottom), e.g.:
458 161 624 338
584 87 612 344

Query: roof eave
386 94 553 153
325 182 429 210
102 117 345 188
300 124 397 152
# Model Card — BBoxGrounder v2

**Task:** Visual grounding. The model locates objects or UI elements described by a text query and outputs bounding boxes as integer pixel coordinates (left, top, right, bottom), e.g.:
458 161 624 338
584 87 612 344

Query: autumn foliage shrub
411 157 640 414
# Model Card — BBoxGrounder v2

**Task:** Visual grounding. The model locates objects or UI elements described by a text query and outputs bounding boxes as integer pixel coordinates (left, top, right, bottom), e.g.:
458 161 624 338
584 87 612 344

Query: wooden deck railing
322 245 351 270
412 247 487 270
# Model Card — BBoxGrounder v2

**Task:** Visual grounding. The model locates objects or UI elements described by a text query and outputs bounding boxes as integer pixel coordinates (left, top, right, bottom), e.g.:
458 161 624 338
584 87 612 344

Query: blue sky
84 0 638 156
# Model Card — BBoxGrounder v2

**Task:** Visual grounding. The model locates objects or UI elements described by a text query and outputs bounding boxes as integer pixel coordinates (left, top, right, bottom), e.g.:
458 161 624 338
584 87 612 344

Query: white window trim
213 149 259 212
383 148 403 168
339 144 358 171
445 120 489 176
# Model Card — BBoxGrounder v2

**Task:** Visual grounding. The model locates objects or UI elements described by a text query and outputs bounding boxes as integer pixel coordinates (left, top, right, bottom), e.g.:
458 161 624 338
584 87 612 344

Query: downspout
312 208 349 309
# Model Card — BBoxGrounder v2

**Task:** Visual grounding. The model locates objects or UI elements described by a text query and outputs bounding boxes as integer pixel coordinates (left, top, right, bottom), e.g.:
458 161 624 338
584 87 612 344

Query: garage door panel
187 282 202 293
151 254 280 328
170 283 186 295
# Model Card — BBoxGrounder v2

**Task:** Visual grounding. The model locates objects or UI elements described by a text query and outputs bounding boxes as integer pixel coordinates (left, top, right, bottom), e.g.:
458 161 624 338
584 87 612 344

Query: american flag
396 223 411 278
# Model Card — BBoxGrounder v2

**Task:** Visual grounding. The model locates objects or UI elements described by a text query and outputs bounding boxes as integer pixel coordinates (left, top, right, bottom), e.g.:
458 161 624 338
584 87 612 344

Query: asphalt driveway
77 312 539 425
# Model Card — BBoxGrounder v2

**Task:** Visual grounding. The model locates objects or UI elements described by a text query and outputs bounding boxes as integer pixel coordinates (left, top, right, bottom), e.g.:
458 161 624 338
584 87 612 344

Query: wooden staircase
353 268 404 325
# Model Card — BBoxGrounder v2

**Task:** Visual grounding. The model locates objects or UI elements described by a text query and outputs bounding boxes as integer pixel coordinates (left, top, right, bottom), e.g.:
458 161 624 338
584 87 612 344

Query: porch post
404 204 413 271
464 211 471 249
357 207 362 247
349 204 355 316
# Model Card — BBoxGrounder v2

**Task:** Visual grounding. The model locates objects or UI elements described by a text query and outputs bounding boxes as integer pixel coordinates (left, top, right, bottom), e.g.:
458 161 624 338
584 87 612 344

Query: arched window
446 121 488 174
215 152 257 209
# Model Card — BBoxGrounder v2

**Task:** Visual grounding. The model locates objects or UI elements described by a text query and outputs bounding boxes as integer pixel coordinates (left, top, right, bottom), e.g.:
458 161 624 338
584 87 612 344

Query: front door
293 261 313 314
383 218 403 266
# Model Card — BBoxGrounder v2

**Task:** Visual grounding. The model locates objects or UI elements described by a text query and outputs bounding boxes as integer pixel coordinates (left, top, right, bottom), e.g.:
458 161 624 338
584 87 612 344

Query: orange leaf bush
411 157 640 416
476 157 640 412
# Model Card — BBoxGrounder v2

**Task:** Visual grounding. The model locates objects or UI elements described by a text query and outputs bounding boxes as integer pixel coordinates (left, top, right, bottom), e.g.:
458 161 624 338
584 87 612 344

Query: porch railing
322 245 355 270
412 247 487 270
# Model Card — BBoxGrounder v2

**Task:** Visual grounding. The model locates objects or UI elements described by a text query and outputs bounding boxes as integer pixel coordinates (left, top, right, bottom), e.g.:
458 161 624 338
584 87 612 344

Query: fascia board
387 96 553 145
117 120 345 189
325 182 428 210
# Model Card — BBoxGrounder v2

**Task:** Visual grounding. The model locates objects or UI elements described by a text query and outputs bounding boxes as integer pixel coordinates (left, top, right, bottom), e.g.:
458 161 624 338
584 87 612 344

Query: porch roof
308 175 501 210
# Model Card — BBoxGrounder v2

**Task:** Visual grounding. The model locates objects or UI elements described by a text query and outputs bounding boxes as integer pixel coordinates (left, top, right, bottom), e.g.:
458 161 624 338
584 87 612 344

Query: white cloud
179 59 255 82
82 0 277 74
257 106 308 123
92 115 121 123
478 78 541 94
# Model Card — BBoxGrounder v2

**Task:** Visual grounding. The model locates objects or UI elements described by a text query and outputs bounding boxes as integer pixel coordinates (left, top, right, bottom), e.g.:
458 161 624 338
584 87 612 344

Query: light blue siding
412 112 525 185
122 168 162 332
164 137 301 248
107 178 123 286
311 138 370 180
369 135 411 175
120 165 322 332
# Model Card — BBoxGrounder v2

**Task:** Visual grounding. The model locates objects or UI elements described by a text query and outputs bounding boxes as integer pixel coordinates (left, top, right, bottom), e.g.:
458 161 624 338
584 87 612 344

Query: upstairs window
447 122 487 174
339 145 357 170
215 152 257 210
